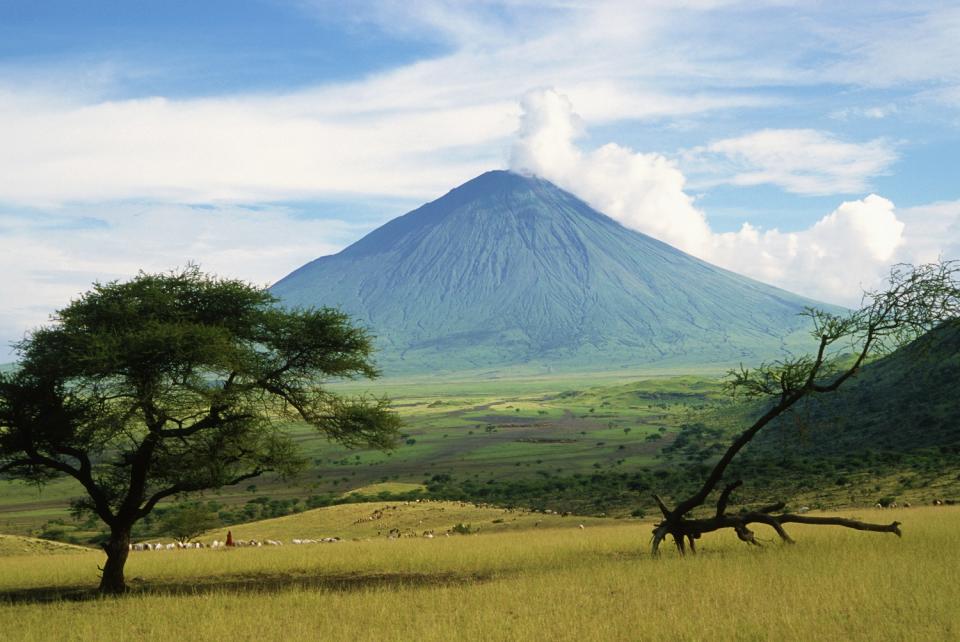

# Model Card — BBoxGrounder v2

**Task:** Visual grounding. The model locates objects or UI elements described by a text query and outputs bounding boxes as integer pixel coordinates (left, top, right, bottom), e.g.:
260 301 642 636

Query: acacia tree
651 261 960 555
156 502 221 544
0 267 401 594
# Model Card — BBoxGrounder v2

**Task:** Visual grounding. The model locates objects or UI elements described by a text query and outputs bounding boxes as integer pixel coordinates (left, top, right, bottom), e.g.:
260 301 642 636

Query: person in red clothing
225 530 234 547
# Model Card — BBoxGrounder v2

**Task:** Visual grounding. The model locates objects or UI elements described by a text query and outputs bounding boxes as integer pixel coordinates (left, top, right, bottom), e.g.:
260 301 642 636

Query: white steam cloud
509 89 915 304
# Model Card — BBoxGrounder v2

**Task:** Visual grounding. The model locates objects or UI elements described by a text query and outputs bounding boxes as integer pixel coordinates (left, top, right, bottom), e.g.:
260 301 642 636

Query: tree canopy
0 266 401 593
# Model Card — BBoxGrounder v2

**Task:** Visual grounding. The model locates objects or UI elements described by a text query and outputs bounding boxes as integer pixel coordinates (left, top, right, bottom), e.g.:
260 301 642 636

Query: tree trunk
99 525 131 595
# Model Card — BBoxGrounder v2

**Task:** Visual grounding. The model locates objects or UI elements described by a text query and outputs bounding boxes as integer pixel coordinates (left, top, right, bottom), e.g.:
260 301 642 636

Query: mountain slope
272 171 830 375
757 319 960 457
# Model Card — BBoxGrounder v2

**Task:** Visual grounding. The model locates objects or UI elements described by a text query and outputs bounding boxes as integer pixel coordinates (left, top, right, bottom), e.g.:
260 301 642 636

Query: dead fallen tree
651 261 958 555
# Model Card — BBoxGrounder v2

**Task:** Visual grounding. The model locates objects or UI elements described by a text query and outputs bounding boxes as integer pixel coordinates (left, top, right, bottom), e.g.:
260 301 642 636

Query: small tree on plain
650 261 960 555
156 502 221 544
0 266 401 594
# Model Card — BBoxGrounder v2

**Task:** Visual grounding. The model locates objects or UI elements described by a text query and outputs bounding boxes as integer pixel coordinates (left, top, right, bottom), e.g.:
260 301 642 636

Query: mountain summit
272 171 825 375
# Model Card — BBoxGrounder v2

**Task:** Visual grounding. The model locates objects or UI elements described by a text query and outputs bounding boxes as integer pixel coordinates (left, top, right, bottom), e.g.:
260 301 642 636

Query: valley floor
1 504 957 641
2 371 958 543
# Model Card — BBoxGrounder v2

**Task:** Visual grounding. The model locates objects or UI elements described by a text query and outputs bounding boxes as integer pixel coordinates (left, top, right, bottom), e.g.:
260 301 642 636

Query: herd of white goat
129 537 340 551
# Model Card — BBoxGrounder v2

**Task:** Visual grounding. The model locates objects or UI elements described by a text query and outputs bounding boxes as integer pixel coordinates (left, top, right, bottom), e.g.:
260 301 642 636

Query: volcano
271 171 828 375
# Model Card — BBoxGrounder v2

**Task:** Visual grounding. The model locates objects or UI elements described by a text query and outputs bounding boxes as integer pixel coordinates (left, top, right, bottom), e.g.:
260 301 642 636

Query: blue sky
1 1 959 358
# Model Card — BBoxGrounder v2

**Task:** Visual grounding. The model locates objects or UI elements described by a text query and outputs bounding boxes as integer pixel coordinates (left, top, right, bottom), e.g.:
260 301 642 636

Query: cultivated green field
0 503 957 641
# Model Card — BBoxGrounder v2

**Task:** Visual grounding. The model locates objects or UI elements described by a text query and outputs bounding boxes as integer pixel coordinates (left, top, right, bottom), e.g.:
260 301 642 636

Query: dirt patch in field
0 571 496 605
470 414 550 425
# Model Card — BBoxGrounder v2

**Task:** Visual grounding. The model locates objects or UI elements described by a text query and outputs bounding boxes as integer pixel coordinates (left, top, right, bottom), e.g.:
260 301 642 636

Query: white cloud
711 195 904 302
510 89 912 304
0 52 771 208
510 90 713 256
895 200 960 265
821 6 960 89
0 203 360 360
829 104 899 120
5 1 951 209
686 129 897 196
0 90 510 207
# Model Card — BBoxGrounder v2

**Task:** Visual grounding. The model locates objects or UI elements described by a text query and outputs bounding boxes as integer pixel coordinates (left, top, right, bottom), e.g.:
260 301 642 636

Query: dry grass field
0 504 957 641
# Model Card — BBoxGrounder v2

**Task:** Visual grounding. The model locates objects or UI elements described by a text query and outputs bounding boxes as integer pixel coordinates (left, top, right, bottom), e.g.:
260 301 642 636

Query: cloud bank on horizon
0 1 959 358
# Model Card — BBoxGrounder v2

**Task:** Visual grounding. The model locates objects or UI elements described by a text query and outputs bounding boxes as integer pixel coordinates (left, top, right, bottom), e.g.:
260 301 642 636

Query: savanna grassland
0 373 725 538
3 362 959 544
1 503 957 641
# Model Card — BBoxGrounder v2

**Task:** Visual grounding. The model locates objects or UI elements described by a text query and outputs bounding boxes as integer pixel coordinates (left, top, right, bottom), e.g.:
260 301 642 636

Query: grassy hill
759 319 960 457
188 499 611 545
0 534 90 557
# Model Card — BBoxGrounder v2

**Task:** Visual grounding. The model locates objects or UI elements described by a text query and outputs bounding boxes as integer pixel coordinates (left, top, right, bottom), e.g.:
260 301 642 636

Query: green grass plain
3 363 958 541
0 373 721 535
0 504 956 641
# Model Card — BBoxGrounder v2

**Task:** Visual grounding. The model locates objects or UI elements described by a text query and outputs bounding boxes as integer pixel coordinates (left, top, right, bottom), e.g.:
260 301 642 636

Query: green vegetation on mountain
272 171 831 376
665 320 960 508
757 319 960 457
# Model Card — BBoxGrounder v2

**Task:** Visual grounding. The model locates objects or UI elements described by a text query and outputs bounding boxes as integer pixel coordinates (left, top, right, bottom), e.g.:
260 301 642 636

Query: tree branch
715 480 742 518
774 513 902 537
137 468 266 519
652 494 672 519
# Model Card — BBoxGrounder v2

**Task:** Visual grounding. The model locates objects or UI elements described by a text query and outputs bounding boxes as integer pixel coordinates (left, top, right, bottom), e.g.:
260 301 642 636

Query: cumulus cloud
711 195 904 301
510 89 913 304
686 129 897 196
895 200 960 265
510 90 714 257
